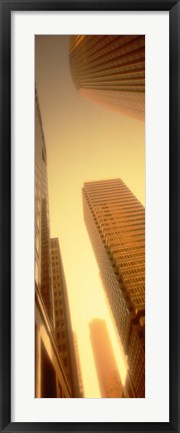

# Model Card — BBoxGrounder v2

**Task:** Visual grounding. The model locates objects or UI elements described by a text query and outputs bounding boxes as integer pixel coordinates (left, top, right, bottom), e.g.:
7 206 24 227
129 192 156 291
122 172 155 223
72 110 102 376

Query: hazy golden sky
35 35 145 398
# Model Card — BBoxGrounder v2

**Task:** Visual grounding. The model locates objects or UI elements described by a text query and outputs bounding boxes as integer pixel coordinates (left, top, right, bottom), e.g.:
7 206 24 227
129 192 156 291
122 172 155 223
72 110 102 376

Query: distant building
35 89 80 397
73 332 84 397
89 319 123 398
70 35 145 121
83 179 145 398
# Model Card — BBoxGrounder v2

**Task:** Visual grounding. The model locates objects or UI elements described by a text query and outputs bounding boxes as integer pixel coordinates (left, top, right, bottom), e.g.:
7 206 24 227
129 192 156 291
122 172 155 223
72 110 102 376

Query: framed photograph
0 0 179 432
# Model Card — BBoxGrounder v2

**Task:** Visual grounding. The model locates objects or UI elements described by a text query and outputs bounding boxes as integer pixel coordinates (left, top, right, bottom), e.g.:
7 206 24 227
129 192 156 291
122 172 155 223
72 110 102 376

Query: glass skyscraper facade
70 35 145 121
73 332 84 398
35 89 54 326
83 179 145 398
35 89 81 398
51 238 81 397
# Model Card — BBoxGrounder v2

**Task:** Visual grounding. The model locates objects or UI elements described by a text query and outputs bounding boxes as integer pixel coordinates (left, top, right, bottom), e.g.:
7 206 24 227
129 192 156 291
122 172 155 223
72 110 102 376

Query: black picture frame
0 0 179 432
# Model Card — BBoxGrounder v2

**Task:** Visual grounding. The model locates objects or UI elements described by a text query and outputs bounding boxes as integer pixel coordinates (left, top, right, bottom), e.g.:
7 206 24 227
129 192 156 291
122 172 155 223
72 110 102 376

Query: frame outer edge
1 1 11 433
0 1 179 432
169 2 180 432
0 0 3 429
177 3 180 433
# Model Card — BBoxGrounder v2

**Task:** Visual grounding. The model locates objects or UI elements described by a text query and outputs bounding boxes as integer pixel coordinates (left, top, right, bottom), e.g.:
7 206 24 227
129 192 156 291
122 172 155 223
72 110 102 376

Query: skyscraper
69 35 145 121
73 332 84 398
35 89 80 398
89 319 123 398
35 88 54 326
51 238 81 397
35 89 71 397
82 179 145 398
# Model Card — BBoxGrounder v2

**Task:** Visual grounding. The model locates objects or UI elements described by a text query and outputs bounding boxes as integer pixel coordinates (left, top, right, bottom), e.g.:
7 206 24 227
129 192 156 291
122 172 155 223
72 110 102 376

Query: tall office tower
89 319 123 398
73 333 84 397
83 179 145 398
35 90 80 398
35 89 55 325
35 90 71 397
69 35 145 121
51 238 81 398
